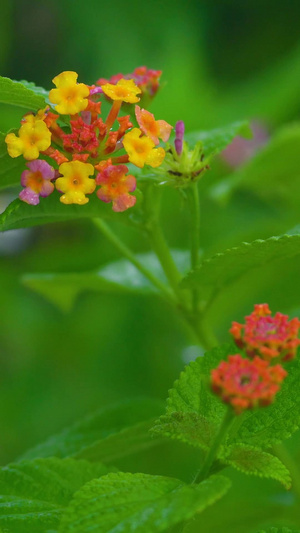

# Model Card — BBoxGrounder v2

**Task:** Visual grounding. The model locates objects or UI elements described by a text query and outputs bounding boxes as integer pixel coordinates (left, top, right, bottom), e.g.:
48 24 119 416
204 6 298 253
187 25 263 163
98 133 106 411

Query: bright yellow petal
145 147 165 168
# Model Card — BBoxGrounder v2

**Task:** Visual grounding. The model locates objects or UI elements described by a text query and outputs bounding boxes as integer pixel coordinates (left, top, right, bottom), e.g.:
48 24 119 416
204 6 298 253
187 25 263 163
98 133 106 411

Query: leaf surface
19 398 163 462
0 76 46 110
0 457 109 533
59 472 231 533
181 235 300 305
222 444 291 488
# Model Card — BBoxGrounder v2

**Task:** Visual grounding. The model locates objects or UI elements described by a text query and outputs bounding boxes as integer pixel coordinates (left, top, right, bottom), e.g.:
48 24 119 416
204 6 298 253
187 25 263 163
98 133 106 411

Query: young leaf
151 344 233 450
21 250 189 311
59 472 231 533
181 235 300 305
19 398 164 462
0 457 110 533
0 76 46 110
185 121 252 160
151 411 217 451
221 444 291 489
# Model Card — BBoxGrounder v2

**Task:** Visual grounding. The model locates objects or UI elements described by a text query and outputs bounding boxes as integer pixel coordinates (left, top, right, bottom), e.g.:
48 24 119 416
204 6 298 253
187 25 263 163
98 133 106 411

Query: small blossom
62 117 99 156
211 354 287 415
5 120 51 160
101 79 141 103
19 160 55 205
56 161 95 205
49 71 89 115
135 106 172 145
95 162 136 212
123 128 165 168
230 304 300 361
97 66 162 101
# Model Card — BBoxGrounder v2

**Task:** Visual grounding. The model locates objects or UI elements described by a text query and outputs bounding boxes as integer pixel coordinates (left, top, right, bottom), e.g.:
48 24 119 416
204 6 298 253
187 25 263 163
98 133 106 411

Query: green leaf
185 120 252 160
19 398 164 462
230 356 300 449
257 528 300 533
21 250 189 311
0 192 133 232
59 472 231 533
221 444 291 489
17 79 50 103
0 131 25 190
151 411 217 451
181 235 300 305
151 344 232 450
0 457 110 533
211 123 300 207
0 76 46 110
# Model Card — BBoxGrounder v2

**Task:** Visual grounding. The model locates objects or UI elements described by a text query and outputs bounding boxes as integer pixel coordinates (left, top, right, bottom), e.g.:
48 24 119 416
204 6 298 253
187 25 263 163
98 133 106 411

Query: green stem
92 218 176 304
187 183 201 317
195 408 235 483
188 183 200 272
143 185 184 301
148 221 183 296
273 443 300 501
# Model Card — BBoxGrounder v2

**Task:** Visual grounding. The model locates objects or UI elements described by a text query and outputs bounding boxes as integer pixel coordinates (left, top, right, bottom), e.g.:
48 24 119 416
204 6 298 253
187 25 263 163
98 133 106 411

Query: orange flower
96 163 136 212
211 354 287 414
230 304 300 361
56 161 95 204
101 79 141 103
49 71 89 115
135 105 172 145
123 128 165 168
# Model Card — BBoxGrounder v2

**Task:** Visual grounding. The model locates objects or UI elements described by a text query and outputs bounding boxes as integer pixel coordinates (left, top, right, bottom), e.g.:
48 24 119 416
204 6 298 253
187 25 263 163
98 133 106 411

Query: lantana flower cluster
5 68 172 212
211 304 300 414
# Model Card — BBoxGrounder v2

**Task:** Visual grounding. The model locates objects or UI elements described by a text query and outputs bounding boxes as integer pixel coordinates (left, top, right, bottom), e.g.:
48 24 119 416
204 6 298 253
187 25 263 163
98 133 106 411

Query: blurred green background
1 5 300 528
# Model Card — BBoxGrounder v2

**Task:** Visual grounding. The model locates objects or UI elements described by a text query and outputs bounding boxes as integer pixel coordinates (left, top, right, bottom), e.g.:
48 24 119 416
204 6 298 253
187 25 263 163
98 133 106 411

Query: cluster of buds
156 120 210 188
5 69 172 212
211 304 300 414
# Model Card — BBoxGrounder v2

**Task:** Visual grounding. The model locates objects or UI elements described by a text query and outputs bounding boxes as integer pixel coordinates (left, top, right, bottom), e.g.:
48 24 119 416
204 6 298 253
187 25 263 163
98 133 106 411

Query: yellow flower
49 71 89 115
56 160 95 204
22 107 49 124
5 120 52 160
101 79 141 103
123 128 165 168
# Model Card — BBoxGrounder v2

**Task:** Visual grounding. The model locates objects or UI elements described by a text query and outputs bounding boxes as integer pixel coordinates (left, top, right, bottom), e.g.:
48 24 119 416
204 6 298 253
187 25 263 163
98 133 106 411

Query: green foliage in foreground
59 472 231 533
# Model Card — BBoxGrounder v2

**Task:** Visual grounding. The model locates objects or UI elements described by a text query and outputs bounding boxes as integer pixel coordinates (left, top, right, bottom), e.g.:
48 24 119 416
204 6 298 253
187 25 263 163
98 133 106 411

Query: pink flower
19 160 55 205
95 162 136 212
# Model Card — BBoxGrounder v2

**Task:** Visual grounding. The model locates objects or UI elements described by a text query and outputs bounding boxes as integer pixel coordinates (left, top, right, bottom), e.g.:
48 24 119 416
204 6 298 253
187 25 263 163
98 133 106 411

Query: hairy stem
195 408 235 483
